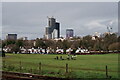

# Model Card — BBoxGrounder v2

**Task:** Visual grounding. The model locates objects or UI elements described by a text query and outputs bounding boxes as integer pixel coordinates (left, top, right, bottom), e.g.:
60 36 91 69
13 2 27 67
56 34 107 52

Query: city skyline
2 2 118 40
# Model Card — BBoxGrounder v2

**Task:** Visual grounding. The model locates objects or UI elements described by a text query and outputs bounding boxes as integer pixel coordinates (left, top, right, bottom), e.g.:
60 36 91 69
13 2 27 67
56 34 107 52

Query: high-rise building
6 34 17 40
66 29 74 38
45 17 60 39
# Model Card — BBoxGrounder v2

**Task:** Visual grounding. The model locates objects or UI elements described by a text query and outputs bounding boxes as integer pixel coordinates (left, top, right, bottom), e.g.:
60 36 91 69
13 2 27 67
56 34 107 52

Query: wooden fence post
106 65 108 78
20 61 22 72
39 62 41 74
3 60 5 68
66 63 68 73
30 68 32 73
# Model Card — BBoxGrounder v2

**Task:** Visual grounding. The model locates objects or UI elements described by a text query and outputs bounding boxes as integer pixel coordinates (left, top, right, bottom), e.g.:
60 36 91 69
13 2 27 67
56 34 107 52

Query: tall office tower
66 29 74 38
45 17 60 39
6 34 17 40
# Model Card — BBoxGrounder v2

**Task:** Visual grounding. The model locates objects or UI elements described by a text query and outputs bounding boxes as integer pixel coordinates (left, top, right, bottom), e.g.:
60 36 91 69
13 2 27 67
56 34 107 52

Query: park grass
2 53 119 78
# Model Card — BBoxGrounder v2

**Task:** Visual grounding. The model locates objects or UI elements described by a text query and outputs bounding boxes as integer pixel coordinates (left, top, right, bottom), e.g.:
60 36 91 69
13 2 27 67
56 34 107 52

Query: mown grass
2 53 119 78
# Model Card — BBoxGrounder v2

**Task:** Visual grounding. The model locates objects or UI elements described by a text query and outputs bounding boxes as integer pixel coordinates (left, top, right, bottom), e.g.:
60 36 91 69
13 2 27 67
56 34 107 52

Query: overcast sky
2 2 118 39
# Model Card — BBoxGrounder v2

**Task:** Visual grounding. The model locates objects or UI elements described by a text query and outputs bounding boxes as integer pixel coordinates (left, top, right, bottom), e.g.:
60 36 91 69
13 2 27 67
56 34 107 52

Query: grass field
2 53 119 78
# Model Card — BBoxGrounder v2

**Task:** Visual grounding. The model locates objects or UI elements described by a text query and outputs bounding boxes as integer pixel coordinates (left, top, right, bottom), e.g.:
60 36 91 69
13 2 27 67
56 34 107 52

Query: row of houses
3 46 89 54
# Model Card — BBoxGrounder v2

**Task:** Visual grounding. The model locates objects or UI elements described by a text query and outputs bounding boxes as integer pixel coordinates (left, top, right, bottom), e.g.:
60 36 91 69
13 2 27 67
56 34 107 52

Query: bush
57 69 64 77
65 71 78 79
7 65 15 71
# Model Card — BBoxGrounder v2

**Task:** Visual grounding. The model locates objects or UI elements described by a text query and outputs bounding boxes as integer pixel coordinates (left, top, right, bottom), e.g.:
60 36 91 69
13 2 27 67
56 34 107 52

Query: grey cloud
2 2 118 39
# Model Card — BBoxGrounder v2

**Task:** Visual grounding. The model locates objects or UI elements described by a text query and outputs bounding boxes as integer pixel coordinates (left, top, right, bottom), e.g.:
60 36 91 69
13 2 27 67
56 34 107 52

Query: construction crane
107 25 112 33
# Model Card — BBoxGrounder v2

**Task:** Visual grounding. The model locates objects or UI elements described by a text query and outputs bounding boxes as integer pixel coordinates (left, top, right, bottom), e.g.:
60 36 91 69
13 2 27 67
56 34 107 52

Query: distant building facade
6 34 17 40
19 37 28 40
66 29 74 38
45 17 60 39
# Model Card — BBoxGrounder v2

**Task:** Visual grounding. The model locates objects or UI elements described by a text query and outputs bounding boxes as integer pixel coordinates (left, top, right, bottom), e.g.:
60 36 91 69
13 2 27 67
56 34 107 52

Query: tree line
1 33 120 54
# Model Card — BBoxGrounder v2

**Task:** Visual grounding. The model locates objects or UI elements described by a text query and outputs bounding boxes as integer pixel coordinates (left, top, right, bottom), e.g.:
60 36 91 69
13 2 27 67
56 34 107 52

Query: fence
2 60 116 78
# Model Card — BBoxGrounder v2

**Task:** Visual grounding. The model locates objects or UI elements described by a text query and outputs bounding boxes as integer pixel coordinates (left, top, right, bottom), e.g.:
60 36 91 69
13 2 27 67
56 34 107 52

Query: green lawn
2 53 119 78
